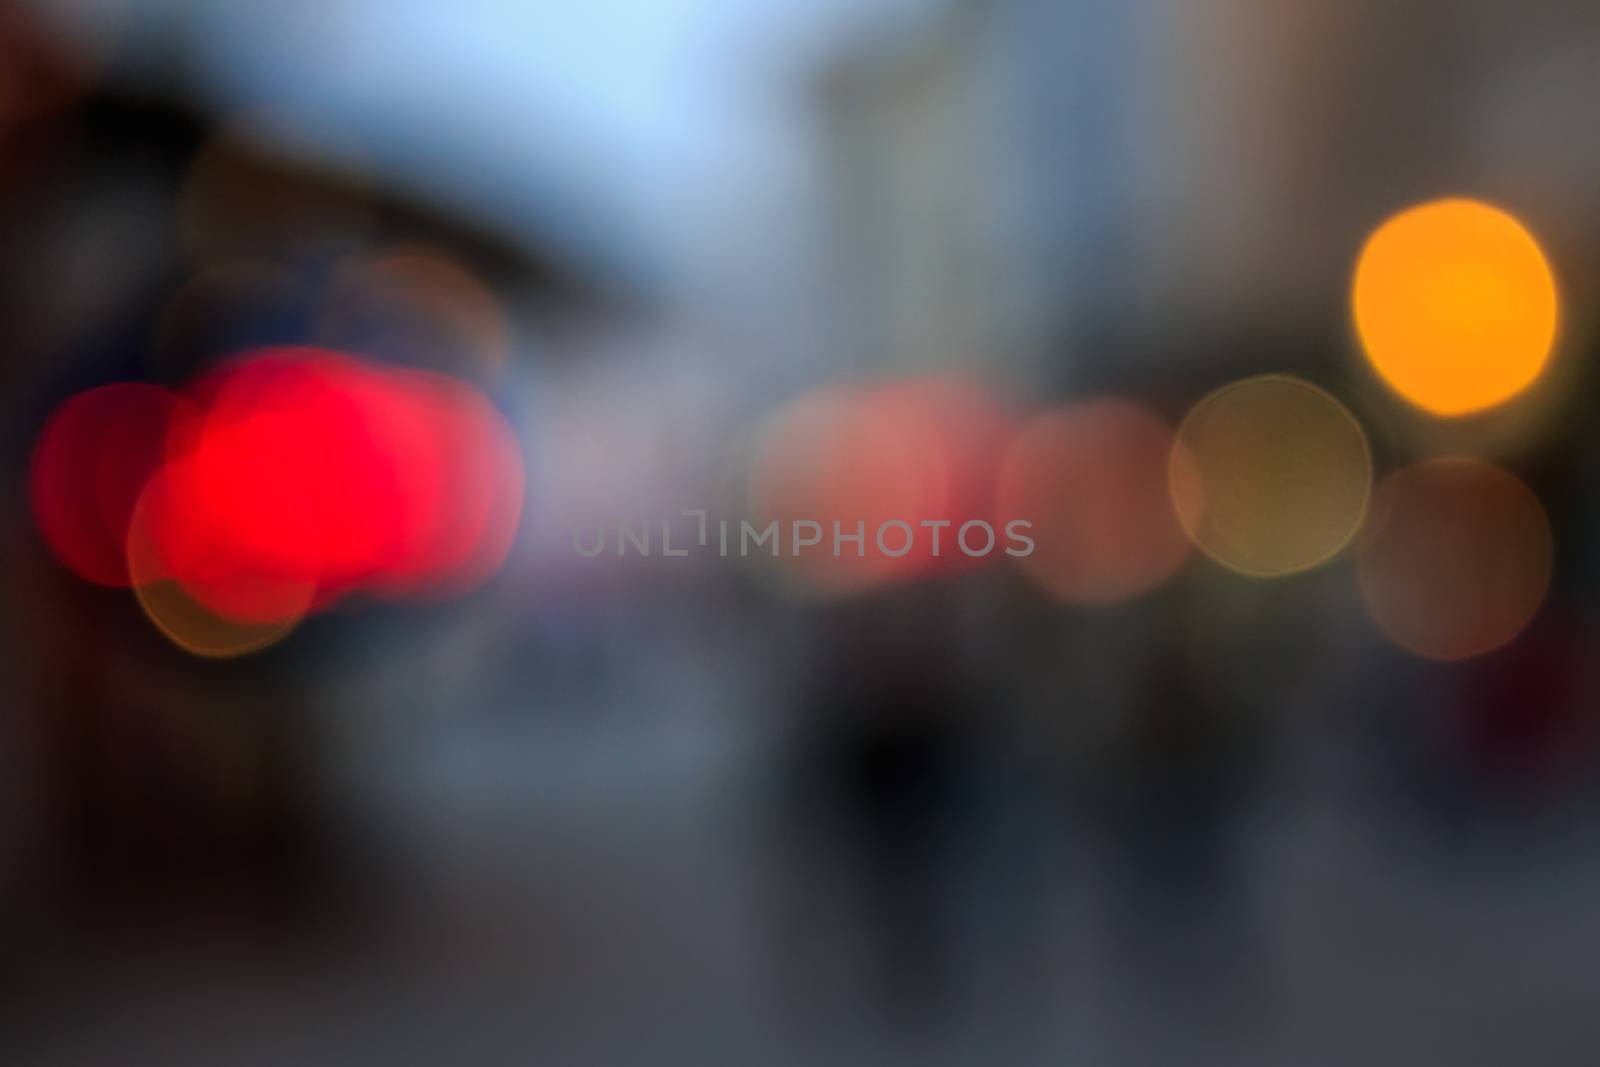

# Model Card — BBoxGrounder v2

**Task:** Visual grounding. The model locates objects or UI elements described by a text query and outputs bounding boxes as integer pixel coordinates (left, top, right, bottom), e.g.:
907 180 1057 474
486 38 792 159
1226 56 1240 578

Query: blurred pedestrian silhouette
1098 618 1268 1014
774 595 983 1022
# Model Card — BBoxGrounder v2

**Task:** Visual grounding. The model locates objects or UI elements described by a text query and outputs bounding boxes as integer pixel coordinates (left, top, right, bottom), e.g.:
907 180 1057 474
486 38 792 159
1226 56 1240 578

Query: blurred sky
40 0 942 291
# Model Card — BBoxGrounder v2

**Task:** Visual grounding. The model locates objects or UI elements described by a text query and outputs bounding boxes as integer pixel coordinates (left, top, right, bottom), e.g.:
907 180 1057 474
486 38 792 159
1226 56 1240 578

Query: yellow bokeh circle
1170 375 1372 578
1352 198 1558 417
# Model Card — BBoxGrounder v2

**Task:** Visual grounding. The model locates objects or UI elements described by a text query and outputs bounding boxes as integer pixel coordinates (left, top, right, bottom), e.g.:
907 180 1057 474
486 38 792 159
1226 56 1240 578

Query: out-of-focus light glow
996 399 1191 605
749 383 950 594
746 377 1006 595
126 469 309 658
1353 198 1558 416
146 348 525 620
1170 375 1370 578
1358 457 1552 661
877 376 1011 575
179 353 391 602
367 371 526 599
28 347 525 654
137 425 327 625
29 383 181 587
